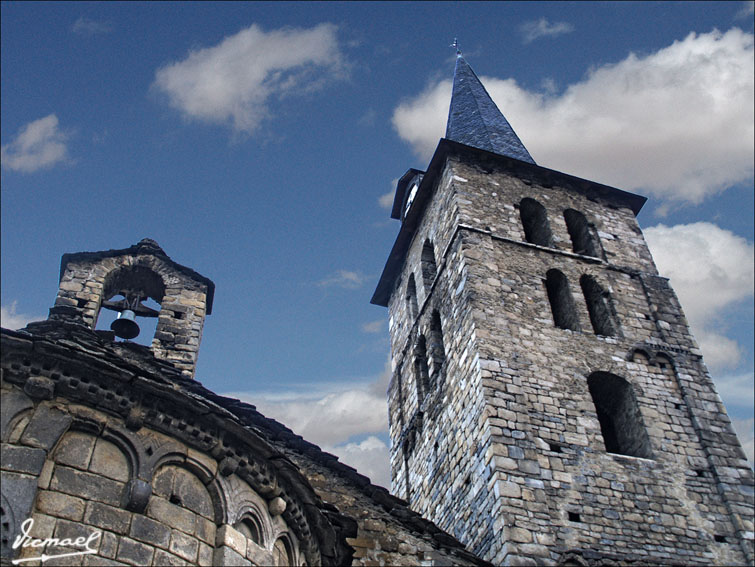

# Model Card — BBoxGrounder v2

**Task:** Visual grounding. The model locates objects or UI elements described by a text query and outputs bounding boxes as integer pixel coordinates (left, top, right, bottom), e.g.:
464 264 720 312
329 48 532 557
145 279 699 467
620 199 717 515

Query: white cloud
378 190 394 210
520 18 575 44
71 16 112 36
153 22 345 133
1 302 42 330
731 418 754 466
715 371 755 413
392 29 754 206
226 363 392 485
644 222 754 372
1 114 70 173
361 319 385 334
326 436 391 487
316 269 369 289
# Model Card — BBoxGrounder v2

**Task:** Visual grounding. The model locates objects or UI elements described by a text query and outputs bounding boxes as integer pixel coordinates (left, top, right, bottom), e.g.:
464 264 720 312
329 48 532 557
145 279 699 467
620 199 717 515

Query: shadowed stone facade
1 245 486 566
373 139 754 565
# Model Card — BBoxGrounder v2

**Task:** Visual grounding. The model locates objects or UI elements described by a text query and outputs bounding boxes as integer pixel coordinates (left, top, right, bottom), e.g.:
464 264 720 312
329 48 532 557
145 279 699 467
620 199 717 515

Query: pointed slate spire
445 55 535 164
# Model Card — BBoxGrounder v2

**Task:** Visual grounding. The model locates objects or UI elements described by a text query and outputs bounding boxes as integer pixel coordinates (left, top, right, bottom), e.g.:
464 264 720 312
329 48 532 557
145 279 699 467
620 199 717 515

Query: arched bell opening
94 265 166 346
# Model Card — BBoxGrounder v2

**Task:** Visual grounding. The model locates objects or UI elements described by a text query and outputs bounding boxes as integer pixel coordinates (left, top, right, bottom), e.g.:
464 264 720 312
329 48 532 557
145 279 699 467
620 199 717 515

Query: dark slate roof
445 55 535 164
1 321 489 566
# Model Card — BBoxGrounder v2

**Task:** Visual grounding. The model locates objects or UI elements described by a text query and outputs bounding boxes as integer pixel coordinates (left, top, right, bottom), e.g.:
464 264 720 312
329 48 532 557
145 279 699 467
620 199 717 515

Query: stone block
0 388 33 442
89 439 129 482
83 556 128 566
172 467 213 519
51 466 124 507
1 471 40 544
54 431 96 470
169 529 199 562
129 513 171 549
154 549 190 566
1 443 47 475
498 481 521 498
147 496 197 535
84 501 132 535
194 516 215 545
216 524 246 557
213 545 251 567
116 537 155 566
20 404 72 450
36 490 87 522
198 542 214 566
98 530 119 559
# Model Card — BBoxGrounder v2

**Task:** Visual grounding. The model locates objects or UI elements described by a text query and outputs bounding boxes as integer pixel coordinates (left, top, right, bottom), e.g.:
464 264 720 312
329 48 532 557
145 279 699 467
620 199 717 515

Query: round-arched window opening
273 536 294 566
234 516 263 547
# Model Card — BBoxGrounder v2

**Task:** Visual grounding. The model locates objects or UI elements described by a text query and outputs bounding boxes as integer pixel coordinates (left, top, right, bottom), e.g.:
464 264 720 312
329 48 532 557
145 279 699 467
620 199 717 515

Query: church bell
111 309 140 339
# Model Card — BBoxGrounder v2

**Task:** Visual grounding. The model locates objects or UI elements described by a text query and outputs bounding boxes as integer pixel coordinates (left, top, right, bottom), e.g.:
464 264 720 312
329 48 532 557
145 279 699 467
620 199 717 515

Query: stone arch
0 389 34 443
235 511 266 547
222 474 275 546
520 198 553 247
149 450 223 524
587 372 652 458
421 239 438 293
93 262 167 333
149 463 215 522
545 269 580 331
654 352 675 370
273 533 297 566
564 209 599 257
629 348 652 364
580 275 619 336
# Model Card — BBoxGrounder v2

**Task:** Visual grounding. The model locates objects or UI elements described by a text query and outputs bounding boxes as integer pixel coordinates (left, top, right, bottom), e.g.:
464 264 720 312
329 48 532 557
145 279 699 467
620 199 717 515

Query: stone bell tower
372 54 754 565
48 238 214 377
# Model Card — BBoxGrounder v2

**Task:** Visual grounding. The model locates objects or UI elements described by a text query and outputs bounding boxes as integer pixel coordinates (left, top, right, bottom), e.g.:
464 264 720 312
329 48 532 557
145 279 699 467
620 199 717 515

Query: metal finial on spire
451 38 461 57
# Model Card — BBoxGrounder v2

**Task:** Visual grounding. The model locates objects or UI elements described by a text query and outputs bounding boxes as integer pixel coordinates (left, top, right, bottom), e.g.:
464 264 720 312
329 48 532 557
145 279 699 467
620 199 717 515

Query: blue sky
2 1 753 487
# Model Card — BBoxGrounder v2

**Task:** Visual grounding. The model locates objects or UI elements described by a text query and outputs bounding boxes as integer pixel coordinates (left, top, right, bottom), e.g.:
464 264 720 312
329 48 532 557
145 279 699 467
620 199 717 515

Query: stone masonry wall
386 151 754 566
1 382 311 566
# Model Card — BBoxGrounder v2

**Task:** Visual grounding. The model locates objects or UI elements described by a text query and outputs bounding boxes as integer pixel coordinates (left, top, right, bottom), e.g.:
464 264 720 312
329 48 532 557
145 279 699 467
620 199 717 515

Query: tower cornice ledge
371 138 647 306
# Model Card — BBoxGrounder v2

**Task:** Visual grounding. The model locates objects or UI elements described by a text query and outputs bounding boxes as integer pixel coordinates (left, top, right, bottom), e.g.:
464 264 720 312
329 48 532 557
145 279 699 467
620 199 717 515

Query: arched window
545 270 580 331
421 239 437 293
630 349 651 364
429 310 446 377
520 198 553 247
273 536 294 566
587 372 652 458
655 353 675 376
580 275 618 336
235 516 263 547
564 209 599 257
414 335 430 401
96 265 165 346
406 274 418 322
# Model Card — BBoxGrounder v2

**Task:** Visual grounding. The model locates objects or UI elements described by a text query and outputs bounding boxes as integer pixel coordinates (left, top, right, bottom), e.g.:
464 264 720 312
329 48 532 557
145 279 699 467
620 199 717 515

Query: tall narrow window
564 209 599 257
406 274 418 322
545 269 580 331
429 310 446 377
414 335 430 401
520 198 553 247
580 275 618 336
421 239 437 293
587 372 652 458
